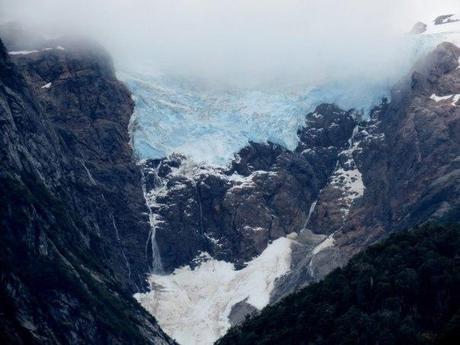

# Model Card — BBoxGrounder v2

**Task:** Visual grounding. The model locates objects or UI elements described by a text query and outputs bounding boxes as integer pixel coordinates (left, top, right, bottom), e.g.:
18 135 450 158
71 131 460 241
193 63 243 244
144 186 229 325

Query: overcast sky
1 0 459 85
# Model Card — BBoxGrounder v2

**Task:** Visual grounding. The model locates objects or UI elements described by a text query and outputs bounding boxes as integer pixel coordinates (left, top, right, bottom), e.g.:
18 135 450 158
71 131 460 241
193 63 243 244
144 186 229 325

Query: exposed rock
0 32 175 344
228 299 258 327
272 42 460 300
434 14 460 26
143 105 356 272
410 21 427 34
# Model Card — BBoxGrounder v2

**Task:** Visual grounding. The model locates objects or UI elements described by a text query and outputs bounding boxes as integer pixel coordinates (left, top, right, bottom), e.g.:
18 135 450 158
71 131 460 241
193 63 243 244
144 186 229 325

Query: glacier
118 23 460 167
126 15 460 345
120 71 392 166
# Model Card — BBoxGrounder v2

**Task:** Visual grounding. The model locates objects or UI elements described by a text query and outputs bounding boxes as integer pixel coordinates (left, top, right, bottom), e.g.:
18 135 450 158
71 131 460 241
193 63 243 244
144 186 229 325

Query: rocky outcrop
410 22 427 34
142 104 356 272
0 33 174 344
273 42 460 300
434 14 460 26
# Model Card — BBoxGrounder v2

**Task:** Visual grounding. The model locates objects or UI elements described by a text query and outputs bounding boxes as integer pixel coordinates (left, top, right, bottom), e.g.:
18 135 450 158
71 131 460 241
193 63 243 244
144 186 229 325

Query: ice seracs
120 71 392 166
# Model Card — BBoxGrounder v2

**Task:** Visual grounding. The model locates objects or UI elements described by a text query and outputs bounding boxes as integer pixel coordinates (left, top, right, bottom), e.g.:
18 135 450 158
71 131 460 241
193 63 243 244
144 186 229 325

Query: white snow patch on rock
134 237 293 345
312 234 335 255
430 93 460 106
41 82 52 89
8 50 39 55
9 47 66 56
329 126 365 216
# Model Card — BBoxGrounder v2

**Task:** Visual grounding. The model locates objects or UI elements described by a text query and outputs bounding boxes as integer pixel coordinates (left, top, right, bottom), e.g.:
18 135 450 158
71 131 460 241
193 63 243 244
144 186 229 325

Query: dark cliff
0 36 174 344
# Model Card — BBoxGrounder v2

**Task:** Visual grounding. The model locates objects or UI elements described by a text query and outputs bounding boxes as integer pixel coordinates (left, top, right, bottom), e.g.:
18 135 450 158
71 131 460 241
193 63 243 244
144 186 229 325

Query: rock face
8 38 153 291
273 41 460 300
142 104 356 272
0 33 174 344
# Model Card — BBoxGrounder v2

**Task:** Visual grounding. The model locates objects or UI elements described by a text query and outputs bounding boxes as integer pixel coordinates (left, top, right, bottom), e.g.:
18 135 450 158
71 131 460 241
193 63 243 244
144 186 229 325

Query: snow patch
9 46 66 56
329 127 365 216
8 50 39 55
331 168 365 203
430 93 460 106
312 234 335 255
41 82 52 89
135 237 293 345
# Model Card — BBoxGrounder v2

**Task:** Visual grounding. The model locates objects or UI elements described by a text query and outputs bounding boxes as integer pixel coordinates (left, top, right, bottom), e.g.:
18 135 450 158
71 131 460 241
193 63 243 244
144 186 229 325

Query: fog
1 0 459 85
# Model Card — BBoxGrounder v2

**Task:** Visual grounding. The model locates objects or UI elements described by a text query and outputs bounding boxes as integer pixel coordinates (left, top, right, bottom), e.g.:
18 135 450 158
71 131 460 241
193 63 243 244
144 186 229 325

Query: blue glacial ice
120 73 392 166
119 32 453 167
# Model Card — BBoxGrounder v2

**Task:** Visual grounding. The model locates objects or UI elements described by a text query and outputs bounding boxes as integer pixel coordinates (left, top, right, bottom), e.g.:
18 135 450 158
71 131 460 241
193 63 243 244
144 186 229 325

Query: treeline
216 224 460 345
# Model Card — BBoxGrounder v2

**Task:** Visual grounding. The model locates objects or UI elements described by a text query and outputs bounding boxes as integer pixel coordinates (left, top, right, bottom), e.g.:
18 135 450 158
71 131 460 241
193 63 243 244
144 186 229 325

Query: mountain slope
272 41 460 300
0 35 174 344
217 224 460 345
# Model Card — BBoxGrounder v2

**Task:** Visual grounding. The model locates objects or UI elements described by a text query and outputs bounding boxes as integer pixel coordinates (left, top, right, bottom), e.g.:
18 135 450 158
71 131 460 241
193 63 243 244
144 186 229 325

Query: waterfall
147 214 164 274
111 213 132 279
140 162 164 274
305 200 317 228
301 199 318 232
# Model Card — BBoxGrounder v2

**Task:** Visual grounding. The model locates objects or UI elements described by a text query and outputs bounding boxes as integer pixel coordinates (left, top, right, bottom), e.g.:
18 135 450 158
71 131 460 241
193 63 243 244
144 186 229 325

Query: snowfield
134 237 294 345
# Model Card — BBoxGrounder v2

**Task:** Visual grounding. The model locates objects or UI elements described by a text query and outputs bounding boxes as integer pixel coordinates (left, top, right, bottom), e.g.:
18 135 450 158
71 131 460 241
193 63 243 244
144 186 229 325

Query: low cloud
1 0 459 85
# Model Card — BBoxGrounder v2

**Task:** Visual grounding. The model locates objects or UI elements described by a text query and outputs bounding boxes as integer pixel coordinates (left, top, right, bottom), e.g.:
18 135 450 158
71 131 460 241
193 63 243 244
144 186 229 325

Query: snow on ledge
8 50 40 55
430 93 460 106
41 82 52 89
134 237 294 345
8 47 66 56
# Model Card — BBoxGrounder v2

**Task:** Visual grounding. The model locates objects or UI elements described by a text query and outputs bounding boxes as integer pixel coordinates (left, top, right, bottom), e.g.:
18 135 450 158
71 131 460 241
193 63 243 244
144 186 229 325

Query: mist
1 0 459 86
